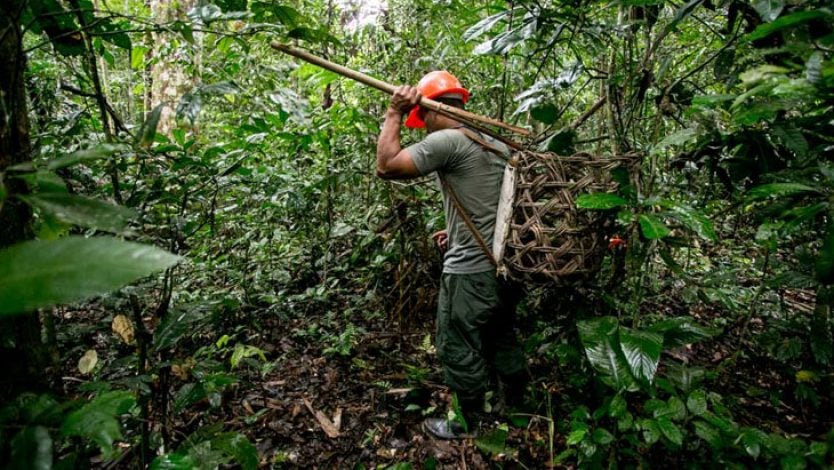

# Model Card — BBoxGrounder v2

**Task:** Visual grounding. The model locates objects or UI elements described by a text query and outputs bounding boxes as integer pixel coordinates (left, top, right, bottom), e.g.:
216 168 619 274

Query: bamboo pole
270 42 531 138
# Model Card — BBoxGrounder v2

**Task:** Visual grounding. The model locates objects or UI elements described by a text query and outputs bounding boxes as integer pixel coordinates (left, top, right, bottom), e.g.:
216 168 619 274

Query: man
376 71 527 439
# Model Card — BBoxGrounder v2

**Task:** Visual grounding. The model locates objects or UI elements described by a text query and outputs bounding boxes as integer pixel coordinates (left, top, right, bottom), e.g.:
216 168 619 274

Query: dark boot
422 396 483 440
422 417 475 439
500 371 530 410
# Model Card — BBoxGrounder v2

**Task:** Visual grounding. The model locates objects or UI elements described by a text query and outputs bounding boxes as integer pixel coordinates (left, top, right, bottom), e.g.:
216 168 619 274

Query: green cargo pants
436 271 525 403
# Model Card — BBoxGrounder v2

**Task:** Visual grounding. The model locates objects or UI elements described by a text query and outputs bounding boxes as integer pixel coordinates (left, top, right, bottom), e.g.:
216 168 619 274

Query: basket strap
453 127 509 159
439 126 510 268
439 175 497 267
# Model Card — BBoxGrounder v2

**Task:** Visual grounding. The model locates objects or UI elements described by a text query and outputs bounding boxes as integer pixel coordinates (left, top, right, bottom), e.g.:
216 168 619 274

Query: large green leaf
639 214 670 240
172 374 236 413
652 128 699 153
131 46 148 70
806 51 824 84
577 317 636 391
687 390 708 416
542 129 576 154
215 0 247 11
287 27 340 45
618 327 663 384
95 18 132 50
744 10 828 42
472 13 537 56
691 94 735 108
151 453 196 469
576 193 628 210
660 202 717 241
187 4 250 24
475 423 509 455
27 0 84 56
649 317 719 348
212 433 259 470
639 419 662 444
10 426 52 470
739 427 769 459
772 124 808 158
463 8 516 42
816 224 834 284
656 418 683 446
753 0 784 22
48 144 122 170
172 383 206 414
176 92 203 127
609 394 627 418
666 0 704 32
592 428 615 445
655 396 687 421
810 314 834 365
251 2 303 26
693 420 721 447
61 391 135 456
746 182 820 201
177 81 241 125
531 103 558 124
154 304 212 351
659 248 685 275
138 104 164 148
19 193 135 233
0 237 180 315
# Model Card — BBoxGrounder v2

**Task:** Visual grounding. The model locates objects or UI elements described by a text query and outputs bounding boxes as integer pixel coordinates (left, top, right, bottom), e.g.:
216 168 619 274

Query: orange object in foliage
608 235 626 250
405 71 470 129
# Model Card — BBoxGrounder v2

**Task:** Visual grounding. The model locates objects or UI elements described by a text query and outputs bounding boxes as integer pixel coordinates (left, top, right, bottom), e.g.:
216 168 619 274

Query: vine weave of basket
503 150 638 285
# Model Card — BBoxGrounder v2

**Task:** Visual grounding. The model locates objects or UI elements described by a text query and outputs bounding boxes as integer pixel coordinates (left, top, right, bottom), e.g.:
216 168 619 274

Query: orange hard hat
405 71 470 129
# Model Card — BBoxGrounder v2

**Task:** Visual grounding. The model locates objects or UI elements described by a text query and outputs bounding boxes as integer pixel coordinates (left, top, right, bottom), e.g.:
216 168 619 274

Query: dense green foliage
1 0 833 467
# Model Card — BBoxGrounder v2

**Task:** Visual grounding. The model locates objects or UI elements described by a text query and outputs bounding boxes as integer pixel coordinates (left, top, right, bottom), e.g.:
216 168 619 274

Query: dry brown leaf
112 315 135 345
332 408 342 431
242 399 255 414
171 357 194 380
303 398 340 438
78 349 98 375
171 364 188 380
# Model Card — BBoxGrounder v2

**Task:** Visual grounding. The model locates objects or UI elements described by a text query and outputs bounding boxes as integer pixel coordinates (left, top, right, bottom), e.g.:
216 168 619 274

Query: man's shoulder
413 129 469 155
425 128 469 143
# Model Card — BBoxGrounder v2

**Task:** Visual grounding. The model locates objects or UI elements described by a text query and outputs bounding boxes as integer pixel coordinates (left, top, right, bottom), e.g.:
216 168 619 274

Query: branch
569 95 607 130
663 32 740 95
59 82 132 137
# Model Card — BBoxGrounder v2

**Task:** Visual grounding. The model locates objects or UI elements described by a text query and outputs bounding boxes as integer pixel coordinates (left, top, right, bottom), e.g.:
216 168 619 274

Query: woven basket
495 150 639 286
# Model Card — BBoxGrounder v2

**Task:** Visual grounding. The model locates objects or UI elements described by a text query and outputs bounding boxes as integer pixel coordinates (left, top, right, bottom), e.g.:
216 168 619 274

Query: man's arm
376 86 421 180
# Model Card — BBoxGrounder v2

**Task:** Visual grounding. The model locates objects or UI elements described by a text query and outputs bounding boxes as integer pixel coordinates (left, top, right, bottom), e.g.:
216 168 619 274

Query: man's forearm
376 108 404 172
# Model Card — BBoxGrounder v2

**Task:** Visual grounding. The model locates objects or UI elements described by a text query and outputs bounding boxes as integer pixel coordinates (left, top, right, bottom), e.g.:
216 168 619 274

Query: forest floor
55 286 831 468
223 312 561 468
232 292 831 468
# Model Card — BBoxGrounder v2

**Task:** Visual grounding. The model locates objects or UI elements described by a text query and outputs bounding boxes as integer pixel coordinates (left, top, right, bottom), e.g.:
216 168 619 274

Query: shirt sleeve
406 130 458 176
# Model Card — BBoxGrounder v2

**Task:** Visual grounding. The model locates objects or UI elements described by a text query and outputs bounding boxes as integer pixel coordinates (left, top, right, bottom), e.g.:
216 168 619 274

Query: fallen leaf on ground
78 349 98 374
112 314 135 344
303 398 341 438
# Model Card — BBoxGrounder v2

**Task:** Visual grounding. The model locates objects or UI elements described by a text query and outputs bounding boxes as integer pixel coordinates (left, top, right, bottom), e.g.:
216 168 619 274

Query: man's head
405 71 469 131
419 95 466 132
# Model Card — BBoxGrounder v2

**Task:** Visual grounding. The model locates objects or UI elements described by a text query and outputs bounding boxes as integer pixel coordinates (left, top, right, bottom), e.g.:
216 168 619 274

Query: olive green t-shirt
407 128 509 274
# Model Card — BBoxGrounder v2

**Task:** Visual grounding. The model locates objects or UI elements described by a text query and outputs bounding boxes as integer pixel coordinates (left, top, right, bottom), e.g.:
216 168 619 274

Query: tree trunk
0 0 48 397
150 0 197 135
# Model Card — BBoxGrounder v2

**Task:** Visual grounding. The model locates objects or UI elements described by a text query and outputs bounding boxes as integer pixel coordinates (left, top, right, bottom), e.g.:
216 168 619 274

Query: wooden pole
270 42 531 138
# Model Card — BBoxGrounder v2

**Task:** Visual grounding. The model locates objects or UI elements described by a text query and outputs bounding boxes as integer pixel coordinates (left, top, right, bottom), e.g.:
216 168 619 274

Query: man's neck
427 117 463 134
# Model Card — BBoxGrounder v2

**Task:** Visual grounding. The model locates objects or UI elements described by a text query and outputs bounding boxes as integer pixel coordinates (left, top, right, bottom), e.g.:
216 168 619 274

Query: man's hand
376 85 420 180
432 230 448 253
388 85 421 116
